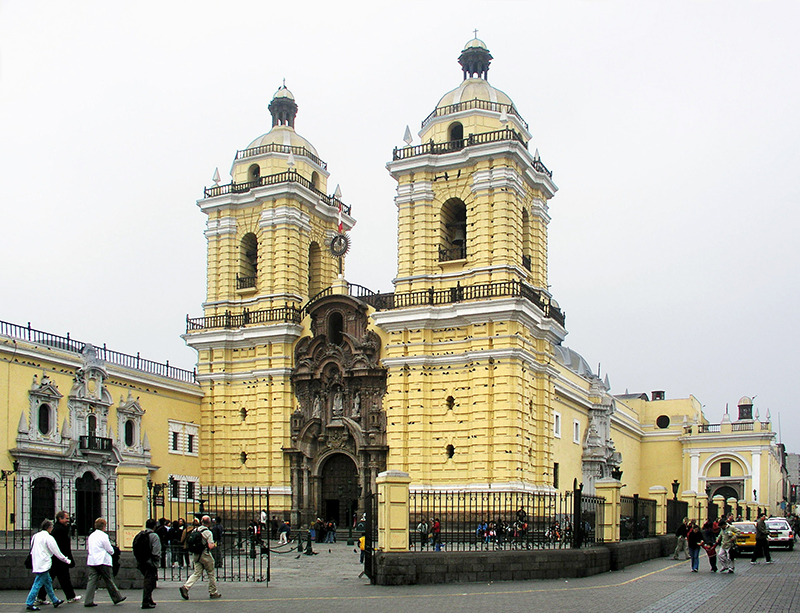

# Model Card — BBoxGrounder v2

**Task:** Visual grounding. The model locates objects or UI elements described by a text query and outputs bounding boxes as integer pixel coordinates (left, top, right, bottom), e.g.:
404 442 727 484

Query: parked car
766 517 794 550
732 521 756 550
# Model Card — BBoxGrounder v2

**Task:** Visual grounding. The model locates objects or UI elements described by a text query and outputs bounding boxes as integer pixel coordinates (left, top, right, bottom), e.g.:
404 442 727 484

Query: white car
766 517 794 550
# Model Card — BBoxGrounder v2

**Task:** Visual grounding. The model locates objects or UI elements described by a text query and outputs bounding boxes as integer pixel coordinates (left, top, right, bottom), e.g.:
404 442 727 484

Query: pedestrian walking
36 510 79 605
132 519 161 609
179 515 221 600
84 517 126 606
278 520 290 545
211 517 224 568
751 512 772 564
716 519 741 573
25 518 72 611
673 517 690 560
687 524 703 572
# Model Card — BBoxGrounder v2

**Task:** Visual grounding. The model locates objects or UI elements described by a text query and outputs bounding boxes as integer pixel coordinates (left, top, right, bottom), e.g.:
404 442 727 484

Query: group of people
673 511 774 574
415 518 442 551
151 516 224 568
25 512 222 611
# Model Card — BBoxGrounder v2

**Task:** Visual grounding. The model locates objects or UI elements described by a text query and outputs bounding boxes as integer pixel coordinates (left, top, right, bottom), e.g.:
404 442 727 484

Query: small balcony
439 245 467 262
236 274 256 290
79 436 113 452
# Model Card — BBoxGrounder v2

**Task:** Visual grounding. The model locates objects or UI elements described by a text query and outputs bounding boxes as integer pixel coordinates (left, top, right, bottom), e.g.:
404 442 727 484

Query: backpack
132 530 152 565
187 527 208 554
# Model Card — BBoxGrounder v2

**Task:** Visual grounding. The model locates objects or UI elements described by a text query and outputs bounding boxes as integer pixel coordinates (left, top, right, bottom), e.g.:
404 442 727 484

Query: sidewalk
1 542 797 613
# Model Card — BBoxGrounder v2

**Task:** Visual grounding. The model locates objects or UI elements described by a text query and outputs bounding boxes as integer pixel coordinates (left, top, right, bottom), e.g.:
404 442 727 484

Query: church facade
0 39 788 533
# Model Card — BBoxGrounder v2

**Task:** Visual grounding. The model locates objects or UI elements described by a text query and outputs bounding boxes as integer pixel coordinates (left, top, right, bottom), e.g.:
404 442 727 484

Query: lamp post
672 480 680 501
705 485 712 519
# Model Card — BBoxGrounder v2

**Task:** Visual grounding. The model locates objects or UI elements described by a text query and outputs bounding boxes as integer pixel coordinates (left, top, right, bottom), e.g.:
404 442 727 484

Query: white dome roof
738 396 753 406
436 77 515 109
273 84 295 100
245 125 319 157
465 37 487 50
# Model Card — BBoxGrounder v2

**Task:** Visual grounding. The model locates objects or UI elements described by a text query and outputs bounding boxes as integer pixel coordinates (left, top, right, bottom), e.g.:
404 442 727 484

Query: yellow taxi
732 521 757 550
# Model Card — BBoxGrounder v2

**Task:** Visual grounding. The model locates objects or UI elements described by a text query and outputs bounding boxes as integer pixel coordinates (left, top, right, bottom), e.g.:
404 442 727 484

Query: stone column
116 465 149 549
648 486 668 535
375 470 411 552
595 478 622 543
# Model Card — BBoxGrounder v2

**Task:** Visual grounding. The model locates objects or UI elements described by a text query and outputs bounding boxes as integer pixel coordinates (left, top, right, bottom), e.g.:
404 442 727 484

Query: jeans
26 572 58 607
689 546 700 571
37 559 76 601
84 564 124 605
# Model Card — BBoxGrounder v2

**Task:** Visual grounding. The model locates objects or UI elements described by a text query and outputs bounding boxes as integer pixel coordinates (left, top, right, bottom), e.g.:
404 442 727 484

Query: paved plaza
2 541 798 613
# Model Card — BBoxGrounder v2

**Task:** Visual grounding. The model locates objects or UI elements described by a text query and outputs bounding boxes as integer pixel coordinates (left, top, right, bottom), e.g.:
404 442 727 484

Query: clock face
330 233 350 257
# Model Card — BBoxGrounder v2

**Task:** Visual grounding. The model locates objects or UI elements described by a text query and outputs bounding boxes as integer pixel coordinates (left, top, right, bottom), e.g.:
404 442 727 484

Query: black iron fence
1 476 117 550
666 498 689 534
147 484 270 583
409 486 603 552
620 495 657 540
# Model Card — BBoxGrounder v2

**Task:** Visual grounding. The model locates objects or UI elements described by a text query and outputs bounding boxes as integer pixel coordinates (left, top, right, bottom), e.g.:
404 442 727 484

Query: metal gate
150 484 270 583
362 490 378 583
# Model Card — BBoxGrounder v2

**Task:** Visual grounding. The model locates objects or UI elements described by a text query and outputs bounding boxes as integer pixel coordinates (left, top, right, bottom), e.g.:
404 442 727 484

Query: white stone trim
259 206 312 232
395 180 435 206
168 420 199 457
204 217 237 239
183 324 303 351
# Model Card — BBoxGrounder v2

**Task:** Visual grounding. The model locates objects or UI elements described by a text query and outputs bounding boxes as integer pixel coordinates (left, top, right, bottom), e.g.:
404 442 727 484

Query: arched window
308 242 323 298
448 121 464 143
328 312 344 346
439 198 467 261
248 164 260 184
521 209 532 271
238 232 258 289
38 403 51 435
446 396 455 411
87 414 97 437
311 171 320 190
124 419 135 447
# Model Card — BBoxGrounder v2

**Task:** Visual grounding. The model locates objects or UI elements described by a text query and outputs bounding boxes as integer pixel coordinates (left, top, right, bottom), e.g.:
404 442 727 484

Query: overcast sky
2 1 798 450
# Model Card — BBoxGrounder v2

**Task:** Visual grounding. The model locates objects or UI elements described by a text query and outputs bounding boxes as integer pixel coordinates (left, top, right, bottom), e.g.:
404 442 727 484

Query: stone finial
61 418 70 440
18 411 28 434
142 431 151 451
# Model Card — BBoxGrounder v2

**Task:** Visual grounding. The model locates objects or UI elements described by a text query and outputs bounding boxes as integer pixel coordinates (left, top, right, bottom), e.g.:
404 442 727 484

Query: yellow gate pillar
116 466 149 548
648 486 668 535
595 479 622 543
376 470 411 552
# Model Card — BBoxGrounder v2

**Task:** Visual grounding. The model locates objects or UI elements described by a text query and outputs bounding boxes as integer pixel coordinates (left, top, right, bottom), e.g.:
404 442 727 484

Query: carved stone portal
288 294 387 528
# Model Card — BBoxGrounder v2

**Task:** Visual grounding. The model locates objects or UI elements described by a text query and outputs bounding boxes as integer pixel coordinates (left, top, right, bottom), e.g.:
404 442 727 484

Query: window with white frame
168 420 199 456
168 474 199 501
554 411 562 438
573 419 581 444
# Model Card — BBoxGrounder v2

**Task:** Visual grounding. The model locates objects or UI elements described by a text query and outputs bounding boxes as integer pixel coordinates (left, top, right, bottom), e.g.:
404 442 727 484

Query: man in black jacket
673 517 691 560
37 510 78 604
135 518 162 609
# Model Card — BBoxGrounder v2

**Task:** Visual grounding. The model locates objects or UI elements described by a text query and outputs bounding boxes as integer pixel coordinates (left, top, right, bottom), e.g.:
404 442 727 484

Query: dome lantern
458 36 493 80
268 82 298 128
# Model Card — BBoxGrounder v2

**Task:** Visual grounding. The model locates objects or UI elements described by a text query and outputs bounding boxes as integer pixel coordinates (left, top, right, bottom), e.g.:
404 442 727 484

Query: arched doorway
30 477 55 531
320 454 359 528
76 472 102 536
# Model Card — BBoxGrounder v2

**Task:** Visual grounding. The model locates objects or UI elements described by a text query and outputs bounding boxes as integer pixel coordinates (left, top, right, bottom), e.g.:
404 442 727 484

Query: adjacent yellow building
0 38 787 535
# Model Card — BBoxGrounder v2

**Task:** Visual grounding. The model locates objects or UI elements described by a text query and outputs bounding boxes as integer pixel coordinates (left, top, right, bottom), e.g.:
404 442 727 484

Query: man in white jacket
84 517 126 607
25 518 71 611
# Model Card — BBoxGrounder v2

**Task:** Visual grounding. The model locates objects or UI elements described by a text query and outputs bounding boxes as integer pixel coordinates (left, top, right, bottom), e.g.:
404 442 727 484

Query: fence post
648 486 668 535
572 479 583 549
595 478 622 543
682 490 698 522
116 466 149 548
375 470 411 552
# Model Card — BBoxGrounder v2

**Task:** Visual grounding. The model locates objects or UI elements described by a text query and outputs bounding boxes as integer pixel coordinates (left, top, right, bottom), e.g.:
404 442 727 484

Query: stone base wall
0 551 143 591
373 538 673 585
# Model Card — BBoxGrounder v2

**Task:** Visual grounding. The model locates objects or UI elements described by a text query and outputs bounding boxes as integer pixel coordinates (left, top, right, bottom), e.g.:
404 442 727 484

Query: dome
465 37 487 50
273 84 295 100
436 78 515 109
245 125 319 158
738 396 753 406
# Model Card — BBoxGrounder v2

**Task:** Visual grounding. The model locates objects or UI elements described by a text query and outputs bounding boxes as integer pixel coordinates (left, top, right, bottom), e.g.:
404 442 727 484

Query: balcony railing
236 274 256 290
203 169 351 215
394 128 528 158
421 98 529 132
439 245 467 262
79 436 113 452
186 305 303 332
0 320 196 383
732 422 754 432
696 424 721 433
235 143 327 170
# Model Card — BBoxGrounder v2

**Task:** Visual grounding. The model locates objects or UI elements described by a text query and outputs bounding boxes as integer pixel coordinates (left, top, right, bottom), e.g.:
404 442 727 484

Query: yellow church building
0 38 787 537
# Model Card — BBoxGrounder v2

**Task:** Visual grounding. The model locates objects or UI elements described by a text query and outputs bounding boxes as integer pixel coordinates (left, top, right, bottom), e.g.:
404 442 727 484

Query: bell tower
375 39 566 489
185 85 354 496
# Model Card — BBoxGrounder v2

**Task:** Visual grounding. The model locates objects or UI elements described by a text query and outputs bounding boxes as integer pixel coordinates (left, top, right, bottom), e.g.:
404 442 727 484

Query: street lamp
705 485 712 518
672 480 680 501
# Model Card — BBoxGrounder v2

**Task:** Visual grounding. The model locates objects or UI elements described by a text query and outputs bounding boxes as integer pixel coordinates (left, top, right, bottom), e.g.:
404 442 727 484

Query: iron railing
236 274 256 290
1 476 118 549
236 142 327 170
185 305 302 332
78 436 113 452
438 245 467 262
203 169 351 215
620 495 657 540
409 488 603 552
147 484 271 583
393 128 527 161
421 98 529 132
0 320 196 383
